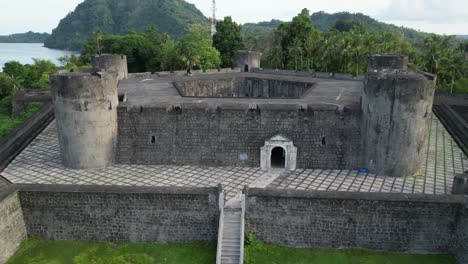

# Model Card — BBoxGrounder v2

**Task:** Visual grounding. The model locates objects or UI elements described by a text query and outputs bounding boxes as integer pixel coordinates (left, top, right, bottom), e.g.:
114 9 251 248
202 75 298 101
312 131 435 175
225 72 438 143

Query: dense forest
44 0 208 50
257 9 467 94
242 11 431 51
0 32 50 43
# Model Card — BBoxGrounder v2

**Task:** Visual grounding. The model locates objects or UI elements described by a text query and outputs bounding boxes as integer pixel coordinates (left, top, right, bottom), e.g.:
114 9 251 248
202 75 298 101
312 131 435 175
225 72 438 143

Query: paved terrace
118 72 363 109
1 113 467 200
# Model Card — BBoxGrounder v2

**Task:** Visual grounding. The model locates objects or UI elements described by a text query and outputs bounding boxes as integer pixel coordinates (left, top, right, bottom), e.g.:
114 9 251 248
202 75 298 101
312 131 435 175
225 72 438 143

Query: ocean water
0 43 78 71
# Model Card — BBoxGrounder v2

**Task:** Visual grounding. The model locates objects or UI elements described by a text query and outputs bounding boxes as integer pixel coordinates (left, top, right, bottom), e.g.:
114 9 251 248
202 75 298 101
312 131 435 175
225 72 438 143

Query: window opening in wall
151 135 156 144
244 65 249 72
322 136 327 146
271 147 286 168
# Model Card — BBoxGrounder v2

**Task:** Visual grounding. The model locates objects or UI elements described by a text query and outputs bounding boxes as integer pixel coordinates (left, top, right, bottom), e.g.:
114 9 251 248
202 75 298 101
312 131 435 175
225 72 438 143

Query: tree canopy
260 9 467 93
213 17 244 68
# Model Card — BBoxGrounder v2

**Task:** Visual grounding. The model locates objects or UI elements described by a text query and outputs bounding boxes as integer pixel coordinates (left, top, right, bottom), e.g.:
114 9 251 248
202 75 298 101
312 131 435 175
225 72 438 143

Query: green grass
7 238 216 264
0 95 43 138
245 239 455 264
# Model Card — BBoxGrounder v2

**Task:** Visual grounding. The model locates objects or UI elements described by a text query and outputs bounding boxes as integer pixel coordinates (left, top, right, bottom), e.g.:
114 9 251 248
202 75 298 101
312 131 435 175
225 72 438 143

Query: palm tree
441 50 465 94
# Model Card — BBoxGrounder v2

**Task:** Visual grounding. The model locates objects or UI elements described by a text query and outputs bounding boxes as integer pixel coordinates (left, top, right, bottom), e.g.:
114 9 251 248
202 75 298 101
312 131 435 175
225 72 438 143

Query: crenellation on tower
92 54 128 81
368 54 408 72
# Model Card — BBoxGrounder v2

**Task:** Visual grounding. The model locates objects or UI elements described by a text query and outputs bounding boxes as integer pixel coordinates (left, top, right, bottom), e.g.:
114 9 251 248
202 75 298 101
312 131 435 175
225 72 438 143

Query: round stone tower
368 54 408 72
92 54 128 81
51 70 119 169
234 50 262 72
361 68 436 177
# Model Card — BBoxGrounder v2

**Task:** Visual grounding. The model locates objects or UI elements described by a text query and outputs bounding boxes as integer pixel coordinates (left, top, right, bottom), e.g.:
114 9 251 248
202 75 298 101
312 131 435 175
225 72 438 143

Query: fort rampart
245 188 468 263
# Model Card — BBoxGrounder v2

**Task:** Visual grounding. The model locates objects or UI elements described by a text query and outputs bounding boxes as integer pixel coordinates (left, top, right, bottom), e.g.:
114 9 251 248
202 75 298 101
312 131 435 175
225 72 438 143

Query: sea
0 43 79 71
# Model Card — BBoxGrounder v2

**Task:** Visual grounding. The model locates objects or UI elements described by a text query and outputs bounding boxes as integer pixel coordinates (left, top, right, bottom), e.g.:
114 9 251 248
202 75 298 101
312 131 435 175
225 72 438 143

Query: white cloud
378 0 468 22
0 0 466 36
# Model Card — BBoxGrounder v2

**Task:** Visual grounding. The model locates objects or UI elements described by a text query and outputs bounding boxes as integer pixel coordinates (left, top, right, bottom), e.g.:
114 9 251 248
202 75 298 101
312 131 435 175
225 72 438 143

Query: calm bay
0 43 78 70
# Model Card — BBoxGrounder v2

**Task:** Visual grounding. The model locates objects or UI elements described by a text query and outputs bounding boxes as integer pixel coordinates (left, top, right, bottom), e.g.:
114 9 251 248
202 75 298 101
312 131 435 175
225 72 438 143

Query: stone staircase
219 208 243 264
216 169 283 264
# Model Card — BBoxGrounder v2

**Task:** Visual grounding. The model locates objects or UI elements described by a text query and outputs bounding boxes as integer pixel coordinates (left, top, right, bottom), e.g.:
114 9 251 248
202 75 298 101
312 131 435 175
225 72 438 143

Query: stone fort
53 52 434 177
1 51 467 264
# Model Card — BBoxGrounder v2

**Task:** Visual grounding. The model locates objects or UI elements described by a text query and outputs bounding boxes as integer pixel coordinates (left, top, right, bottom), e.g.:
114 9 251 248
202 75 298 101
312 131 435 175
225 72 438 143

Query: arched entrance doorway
260 135 297 171
271 147 286 168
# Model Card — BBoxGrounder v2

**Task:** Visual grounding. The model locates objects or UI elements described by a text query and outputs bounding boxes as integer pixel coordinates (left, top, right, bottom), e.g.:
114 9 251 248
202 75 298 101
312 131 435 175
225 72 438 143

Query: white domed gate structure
260 135 297 171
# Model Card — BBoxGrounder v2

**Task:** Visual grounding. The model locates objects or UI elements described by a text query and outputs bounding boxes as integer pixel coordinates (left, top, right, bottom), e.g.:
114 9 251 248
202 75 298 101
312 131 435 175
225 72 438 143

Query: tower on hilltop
211 0 217 36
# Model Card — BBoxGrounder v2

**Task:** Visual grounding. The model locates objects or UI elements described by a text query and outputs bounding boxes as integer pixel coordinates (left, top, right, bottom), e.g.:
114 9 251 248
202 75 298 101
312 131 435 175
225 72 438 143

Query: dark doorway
244 64 249 72
271 147 286 168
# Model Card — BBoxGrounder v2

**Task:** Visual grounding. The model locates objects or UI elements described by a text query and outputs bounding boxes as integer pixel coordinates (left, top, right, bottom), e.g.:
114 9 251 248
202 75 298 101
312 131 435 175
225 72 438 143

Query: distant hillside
243 11 430 43
0 31 50 43
457 35 468 39
45 0 209 50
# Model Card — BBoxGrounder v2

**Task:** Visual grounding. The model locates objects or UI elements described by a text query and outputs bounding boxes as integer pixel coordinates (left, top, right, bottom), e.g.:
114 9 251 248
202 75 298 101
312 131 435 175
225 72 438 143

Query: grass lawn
244 240 455 264
7 238 216 264
0 96 43 138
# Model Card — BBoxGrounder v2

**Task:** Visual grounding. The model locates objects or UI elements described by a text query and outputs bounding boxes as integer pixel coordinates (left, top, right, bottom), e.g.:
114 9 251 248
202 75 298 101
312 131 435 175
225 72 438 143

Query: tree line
1 8 467 97
259 9 467 94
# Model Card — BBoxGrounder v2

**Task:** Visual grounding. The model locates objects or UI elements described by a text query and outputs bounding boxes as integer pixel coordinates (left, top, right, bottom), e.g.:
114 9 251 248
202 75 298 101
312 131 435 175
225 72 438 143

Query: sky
0 0 467 35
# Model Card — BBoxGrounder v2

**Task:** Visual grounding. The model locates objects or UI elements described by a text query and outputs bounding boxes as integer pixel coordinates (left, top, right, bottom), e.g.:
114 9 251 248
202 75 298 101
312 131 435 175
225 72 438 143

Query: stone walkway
1 113 466 197
268 113 467 194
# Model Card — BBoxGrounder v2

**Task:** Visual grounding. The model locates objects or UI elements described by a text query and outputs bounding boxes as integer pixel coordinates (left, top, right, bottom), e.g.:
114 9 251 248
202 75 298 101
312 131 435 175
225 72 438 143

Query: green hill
44 0 209 50
0 31 50 43
311 11 428 41
243 11 431 45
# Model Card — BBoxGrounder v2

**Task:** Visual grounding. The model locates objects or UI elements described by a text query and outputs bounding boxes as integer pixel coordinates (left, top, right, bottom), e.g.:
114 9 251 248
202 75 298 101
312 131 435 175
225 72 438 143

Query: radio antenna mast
211 0 217 36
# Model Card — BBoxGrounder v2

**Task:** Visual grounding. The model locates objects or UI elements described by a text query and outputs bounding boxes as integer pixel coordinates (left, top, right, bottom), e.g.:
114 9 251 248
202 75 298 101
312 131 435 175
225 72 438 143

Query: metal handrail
215 186 224 264
239 193 246 264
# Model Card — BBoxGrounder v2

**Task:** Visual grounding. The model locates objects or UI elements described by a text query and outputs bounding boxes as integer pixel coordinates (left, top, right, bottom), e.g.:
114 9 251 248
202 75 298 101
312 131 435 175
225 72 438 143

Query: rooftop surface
118 73 363 109
1 112 466 200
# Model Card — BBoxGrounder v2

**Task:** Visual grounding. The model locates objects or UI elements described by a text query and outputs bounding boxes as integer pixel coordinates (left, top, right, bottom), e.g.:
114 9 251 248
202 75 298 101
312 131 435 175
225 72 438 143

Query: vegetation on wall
44 0 209 50
0 96 43 138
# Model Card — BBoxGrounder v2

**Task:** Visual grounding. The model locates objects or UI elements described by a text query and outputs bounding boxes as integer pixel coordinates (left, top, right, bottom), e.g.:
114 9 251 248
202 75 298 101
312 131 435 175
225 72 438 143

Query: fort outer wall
361 71 436 176
244 188 468 264
115 103 362 169
452 203 468 263
0 189 26 264
51 70 119 169
0 185 220 247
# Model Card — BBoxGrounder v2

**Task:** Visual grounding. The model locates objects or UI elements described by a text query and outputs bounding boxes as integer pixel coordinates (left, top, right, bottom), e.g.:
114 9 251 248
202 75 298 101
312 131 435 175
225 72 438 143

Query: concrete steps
219 208 242 264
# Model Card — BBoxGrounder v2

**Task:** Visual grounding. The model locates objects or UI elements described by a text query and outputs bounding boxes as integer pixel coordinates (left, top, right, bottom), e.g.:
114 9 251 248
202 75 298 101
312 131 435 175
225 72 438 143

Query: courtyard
1 111 466 201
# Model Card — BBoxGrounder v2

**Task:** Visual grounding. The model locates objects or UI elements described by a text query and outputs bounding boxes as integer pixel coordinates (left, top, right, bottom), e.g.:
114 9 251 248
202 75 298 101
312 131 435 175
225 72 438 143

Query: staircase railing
216 185 224 264
239 193 246 264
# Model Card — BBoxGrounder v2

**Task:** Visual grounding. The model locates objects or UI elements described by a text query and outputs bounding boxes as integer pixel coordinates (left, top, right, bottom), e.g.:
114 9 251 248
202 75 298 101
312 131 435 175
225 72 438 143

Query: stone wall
451 204 468 263
116 104 361 169
0 188 27 264
245 188 467 257
0 103 54 173
11 90 51 118
174 77 312 98
19 185 220 243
